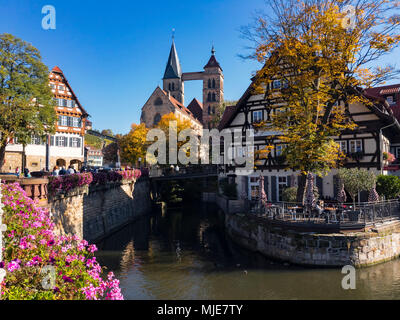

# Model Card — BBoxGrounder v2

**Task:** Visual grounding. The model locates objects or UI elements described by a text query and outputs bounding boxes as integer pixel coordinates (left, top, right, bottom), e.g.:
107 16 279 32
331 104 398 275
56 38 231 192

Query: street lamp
380 122 397 175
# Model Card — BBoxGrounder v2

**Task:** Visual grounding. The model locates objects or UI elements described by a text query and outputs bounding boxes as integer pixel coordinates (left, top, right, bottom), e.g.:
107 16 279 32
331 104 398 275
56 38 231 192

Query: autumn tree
0 33 57 171
147 112 195 167
119 123 149 166
243 0 400 202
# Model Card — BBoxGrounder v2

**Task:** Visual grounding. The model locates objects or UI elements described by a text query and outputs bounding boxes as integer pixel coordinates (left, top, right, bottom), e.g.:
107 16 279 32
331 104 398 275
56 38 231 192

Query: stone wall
49 177 152 242
225 212 400 268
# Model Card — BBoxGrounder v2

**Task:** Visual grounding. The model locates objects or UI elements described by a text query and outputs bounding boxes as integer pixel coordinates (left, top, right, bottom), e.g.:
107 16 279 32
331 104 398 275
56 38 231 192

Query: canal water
96 204 400 300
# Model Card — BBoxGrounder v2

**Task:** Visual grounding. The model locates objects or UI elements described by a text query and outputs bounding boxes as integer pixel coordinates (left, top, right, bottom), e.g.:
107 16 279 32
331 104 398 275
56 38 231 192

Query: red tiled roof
187 98 203 123
161 89 201 125
364 84 400 121
218 105 236 130
49 66 89 117
52 66 63 74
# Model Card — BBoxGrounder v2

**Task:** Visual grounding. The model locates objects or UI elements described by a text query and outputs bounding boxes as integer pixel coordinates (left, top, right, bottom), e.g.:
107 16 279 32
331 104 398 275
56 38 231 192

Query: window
31 135 41 145
282 80 289 89
249 176 260 200
58 85 65 91
212 93 216 102
387 96 396 105
273 80 281 90
56 136 68 147
339 141 347 154
50 84 56 89
155 97 163 106
252 110 263 123
350 140 362 153
153 113 161 126
278 176 288 201
395 147 400 159
212 79 216 89
72 117 80 127
208 106 211 115
70 137 81 148
208 93 212 102
66 100 75 108
58 116 68 126
276 144 284 156
208 79 211 89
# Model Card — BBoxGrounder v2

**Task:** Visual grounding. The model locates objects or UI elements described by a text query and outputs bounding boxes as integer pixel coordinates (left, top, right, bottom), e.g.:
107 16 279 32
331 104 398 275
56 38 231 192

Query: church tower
163 39 184 104
202 47 224 129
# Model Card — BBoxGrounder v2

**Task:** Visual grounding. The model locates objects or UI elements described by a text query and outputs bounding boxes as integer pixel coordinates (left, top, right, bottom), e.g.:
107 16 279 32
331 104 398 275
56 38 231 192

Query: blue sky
0 0 265 134
1 1 399 135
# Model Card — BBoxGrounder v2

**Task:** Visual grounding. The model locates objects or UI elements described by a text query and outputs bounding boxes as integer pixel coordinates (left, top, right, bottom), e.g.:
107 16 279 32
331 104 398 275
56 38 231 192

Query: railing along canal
245 199 400 228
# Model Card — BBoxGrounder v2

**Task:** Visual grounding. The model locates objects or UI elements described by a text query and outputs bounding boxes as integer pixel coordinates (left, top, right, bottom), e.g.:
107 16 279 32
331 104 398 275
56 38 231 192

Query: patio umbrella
305 173 316 208
337 182 347 204
259 175 268 208
368 187 380 203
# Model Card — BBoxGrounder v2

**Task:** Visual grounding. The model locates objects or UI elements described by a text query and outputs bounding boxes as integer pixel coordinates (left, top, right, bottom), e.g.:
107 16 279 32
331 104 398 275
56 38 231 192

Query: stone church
140 39 224 130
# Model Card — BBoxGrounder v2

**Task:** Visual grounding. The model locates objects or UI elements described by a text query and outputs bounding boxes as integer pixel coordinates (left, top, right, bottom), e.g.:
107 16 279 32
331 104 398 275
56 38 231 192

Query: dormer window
273 80 282 90
387 95 396 105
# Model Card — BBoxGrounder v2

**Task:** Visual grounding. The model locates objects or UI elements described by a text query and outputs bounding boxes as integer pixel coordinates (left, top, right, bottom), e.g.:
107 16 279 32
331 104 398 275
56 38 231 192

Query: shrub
0 182 123 300
282 187 297 203
376 175 400 200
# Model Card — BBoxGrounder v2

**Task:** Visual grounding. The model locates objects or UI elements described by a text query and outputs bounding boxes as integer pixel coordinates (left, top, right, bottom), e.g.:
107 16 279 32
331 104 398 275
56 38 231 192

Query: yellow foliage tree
243 0 400 201
119 123 149 166
154 112 195 167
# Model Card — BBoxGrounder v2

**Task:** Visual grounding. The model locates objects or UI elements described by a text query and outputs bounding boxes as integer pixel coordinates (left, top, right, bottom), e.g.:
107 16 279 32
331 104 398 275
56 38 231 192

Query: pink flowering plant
48 170 142 195
0 182 123 300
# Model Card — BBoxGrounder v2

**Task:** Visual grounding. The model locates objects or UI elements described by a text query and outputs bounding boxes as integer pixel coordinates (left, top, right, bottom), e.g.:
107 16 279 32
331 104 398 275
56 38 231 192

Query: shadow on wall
49 177 153 243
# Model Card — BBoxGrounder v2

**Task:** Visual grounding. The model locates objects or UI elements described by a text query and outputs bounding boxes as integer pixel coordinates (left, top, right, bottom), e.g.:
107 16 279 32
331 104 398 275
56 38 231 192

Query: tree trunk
296 172 307 204
0 144 6 172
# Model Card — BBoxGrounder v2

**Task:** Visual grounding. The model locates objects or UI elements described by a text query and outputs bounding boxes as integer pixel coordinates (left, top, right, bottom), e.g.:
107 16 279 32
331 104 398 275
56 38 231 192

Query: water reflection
96 203 400 300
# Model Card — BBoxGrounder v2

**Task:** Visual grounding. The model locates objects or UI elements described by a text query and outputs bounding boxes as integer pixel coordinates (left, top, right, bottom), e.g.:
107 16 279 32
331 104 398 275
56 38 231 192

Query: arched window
208 106 211 115
154 113 162 126
212 93 216 102
212 79 216 88
213 107 216 114
208 79 211 89
172 83 175 91
168 83 171 91
154 97 163 106
208 93 212 102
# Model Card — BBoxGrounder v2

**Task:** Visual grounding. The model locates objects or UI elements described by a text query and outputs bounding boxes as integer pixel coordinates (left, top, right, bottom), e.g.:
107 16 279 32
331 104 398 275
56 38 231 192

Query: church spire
163 36 182 80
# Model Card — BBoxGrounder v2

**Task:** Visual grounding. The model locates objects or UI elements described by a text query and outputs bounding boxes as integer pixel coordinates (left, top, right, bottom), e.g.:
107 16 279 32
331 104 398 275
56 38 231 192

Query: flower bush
48 170 142 195
383 152 396 163
48 172 93 195
0 182 123 300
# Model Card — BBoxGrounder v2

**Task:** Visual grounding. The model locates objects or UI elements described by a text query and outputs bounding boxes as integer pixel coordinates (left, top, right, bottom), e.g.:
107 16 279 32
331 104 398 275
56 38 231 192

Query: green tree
376 175 400 200
338 168 376 206
0 33 56 171
209 100 237 128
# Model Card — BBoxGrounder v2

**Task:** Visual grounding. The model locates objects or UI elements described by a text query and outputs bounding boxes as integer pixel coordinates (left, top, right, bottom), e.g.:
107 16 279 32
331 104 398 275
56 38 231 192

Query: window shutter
333 175 338 201
316 177 323 197
271 176 277 202
50 136 54 146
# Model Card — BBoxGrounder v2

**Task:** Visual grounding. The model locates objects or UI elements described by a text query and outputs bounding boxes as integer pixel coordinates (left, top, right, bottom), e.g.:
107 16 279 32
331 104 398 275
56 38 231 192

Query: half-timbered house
219 75 400 202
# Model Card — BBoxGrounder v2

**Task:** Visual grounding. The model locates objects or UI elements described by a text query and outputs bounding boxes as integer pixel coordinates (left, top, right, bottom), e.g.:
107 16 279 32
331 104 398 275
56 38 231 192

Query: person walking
15 167 20 176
